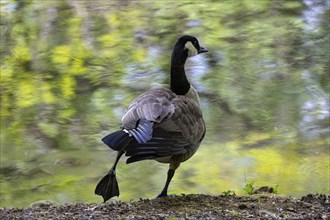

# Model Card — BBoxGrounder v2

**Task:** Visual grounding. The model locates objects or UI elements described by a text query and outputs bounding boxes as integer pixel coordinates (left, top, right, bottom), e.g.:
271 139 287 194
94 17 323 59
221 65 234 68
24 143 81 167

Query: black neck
170 48 190 95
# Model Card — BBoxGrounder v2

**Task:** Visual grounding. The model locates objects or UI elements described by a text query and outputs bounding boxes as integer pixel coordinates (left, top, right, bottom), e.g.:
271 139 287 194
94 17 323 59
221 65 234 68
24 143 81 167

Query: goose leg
157 161 181 198
95 151 124 202
157 168 175 197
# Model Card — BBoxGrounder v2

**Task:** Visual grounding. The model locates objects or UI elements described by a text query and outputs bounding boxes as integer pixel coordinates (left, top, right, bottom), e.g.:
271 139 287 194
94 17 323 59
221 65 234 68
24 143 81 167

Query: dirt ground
1 193 329 219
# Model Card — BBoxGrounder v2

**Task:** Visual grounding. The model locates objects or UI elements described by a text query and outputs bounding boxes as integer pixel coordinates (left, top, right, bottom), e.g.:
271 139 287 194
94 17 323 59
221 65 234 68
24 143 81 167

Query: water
1 133 328 208
1 0 329 208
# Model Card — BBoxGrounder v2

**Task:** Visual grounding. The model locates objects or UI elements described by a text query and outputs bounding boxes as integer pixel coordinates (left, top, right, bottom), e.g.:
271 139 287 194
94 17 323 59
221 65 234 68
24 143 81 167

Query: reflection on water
1 0 329 208
1 133 328 208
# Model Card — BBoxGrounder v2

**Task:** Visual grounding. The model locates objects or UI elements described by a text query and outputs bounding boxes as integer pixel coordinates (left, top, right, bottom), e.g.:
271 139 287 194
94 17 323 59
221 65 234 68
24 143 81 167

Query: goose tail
102 130 131 151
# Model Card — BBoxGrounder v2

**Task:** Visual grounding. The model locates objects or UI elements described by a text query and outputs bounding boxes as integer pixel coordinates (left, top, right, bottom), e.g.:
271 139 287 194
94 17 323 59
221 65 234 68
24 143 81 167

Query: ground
1 193 329 219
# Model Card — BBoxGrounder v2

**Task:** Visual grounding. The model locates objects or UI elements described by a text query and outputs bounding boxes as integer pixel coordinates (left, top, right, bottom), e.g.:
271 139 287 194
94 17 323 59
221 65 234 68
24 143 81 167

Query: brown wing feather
170 96 205 144
121 88 176 129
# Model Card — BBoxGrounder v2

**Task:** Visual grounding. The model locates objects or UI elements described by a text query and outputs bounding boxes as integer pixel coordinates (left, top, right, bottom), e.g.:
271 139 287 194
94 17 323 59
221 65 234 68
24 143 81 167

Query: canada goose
95 35 207 202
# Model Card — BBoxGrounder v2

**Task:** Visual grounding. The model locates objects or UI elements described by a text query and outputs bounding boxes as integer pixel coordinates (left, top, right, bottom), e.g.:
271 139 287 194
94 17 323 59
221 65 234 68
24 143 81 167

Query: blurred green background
0 0 329 208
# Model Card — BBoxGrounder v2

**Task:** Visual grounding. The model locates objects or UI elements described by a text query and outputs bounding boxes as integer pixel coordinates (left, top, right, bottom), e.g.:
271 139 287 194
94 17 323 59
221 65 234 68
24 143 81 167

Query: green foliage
272 185 279 194
243 182 255 195
221 190 236 196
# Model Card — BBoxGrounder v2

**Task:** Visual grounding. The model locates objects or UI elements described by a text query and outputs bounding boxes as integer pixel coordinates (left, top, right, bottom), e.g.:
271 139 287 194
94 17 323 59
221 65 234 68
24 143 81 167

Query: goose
95 35 207 202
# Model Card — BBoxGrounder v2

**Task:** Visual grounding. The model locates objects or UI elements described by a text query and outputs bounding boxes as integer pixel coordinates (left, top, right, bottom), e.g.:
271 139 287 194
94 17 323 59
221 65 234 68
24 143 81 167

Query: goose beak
199 47 208 53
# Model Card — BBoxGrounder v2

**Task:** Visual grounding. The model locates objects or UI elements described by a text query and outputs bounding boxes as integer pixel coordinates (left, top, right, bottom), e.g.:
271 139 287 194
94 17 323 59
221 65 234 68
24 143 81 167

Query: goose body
95 35 207 202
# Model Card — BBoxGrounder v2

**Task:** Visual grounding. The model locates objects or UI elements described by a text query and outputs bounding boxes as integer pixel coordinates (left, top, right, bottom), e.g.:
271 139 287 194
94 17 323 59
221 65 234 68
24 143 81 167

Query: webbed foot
95 170 119 202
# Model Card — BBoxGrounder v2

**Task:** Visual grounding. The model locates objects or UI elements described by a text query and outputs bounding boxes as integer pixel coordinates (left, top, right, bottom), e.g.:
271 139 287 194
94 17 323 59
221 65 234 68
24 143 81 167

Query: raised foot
95 170 119 202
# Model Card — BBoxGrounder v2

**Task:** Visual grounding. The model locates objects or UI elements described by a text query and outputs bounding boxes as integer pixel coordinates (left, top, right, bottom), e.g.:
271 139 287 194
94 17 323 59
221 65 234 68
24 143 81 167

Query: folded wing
118 88 205 163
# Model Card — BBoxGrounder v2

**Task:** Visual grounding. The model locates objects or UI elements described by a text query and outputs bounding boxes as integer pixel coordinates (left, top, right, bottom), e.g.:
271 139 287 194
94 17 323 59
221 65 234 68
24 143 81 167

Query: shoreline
1 193 329 219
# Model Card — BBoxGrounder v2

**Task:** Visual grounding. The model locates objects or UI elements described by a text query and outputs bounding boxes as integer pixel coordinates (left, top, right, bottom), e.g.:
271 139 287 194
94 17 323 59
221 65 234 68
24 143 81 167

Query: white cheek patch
184 41 198 57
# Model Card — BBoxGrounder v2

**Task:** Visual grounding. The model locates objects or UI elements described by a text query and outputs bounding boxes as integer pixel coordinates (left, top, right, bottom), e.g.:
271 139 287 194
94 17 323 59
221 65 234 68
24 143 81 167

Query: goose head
182 35 208 57
172 35 208 64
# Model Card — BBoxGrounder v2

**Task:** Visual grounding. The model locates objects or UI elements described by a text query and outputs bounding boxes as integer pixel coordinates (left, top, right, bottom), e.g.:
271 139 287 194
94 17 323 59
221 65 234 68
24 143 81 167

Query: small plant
272 184 279 194
221 190 236 196
243 181 255 195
